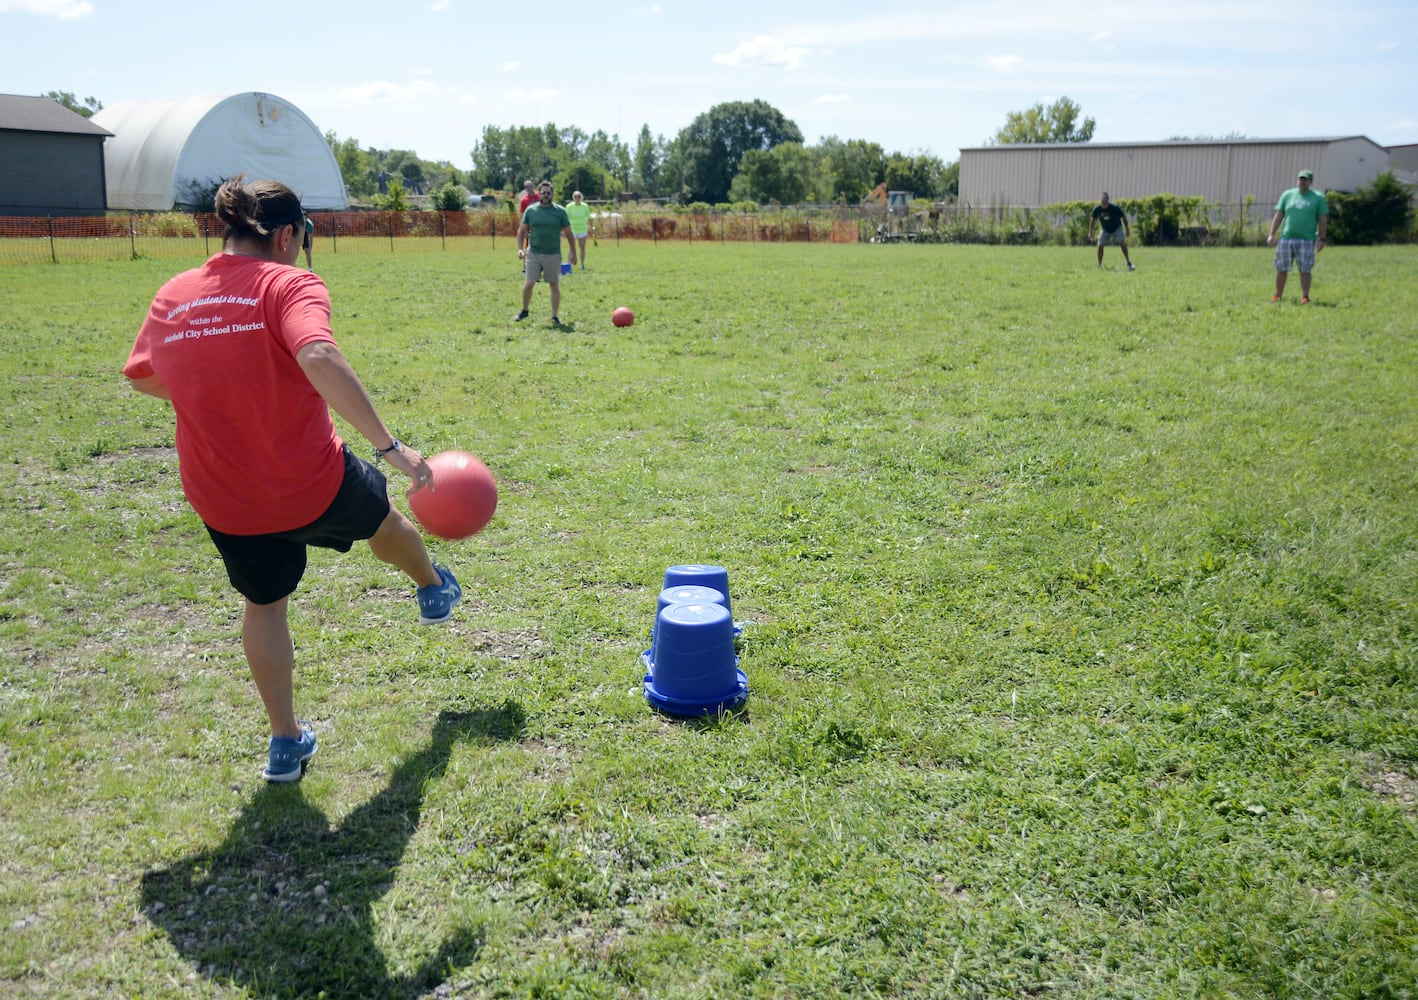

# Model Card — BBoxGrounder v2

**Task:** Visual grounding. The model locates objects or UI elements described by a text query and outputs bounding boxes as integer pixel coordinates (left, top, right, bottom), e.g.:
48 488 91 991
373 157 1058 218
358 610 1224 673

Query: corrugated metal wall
959 138 1389 209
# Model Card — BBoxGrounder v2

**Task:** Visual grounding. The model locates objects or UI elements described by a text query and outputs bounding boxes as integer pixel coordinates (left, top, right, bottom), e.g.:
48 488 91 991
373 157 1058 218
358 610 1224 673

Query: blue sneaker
417 564 462 625
262 722 317 783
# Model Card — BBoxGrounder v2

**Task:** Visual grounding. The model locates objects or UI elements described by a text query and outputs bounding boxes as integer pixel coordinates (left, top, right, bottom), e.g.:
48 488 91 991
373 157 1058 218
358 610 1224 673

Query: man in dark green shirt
1089 192 1135 271
515 180 576 326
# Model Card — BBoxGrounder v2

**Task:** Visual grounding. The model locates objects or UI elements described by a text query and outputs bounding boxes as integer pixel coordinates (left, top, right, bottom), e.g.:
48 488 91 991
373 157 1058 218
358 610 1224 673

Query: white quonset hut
92 92 348 211
958 136 1390 208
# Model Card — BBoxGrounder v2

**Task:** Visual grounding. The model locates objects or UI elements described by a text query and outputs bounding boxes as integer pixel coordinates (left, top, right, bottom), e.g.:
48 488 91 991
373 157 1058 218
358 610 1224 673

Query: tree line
325 96 1110 209
327 99 965 208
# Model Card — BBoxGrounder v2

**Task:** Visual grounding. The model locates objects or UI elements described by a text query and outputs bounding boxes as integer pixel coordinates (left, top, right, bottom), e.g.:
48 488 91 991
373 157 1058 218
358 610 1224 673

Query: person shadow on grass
140 702 526 999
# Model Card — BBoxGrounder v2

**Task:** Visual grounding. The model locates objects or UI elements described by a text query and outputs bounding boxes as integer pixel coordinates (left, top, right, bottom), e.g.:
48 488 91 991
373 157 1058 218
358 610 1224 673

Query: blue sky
5 0 1415 168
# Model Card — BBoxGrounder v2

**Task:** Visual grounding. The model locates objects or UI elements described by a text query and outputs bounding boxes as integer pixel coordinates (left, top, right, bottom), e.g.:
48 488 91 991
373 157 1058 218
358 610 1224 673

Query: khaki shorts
1096 229 1127 247
524 251 562 283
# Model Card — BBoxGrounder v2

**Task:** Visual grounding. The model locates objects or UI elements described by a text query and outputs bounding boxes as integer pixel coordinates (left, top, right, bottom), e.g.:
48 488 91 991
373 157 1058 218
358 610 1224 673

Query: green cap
1297 170 1314 180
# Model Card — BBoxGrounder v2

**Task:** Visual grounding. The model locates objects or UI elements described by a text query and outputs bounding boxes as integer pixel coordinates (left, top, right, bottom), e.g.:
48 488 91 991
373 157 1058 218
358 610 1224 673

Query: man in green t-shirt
1088 192 1135 271
565 190 593 270
1266 169 1329 304
515 180 576 326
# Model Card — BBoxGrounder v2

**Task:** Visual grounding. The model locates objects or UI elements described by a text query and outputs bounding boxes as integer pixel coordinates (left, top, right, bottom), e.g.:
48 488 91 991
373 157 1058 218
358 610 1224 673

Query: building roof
0 94 112 137
960 135 1381 153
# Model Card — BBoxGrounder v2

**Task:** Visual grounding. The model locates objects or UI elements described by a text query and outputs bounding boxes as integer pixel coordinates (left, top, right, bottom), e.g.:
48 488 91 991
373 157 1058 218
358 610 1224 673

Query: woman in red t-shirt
125 175 463 782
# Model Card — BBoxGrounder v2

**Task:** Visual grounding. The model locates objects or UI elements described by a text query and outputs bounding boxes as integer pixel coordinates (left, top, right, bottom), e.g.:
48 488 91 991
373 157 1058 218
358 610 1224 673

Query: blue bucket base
643 668 749 717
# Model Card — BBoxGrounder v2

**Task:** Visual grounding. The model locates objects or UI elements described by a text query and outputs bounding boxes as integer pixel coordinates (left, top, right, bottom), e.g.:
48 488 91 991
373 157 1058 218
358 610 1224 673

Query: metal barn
0 94 112 217
958 136 1390 210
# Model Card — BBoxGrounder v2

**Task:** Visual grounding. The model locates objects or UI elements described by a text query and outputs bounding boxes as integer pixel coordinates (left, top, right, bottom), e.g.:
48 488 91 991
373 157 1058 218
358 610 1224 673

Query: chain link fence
0 202 1296 266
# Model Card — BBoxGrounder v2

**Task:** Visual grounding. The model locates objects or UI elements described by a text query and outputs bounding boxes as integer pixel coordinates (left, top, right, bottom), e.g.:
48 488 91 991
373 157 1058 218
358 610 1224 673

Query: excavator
861 183 915 241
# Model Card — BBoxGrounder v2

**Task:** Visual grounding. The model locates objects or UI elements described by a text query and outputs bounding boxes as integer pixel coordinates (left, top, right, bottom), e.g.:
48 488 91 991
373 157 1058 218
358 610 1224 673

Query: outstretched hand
383 444 435 498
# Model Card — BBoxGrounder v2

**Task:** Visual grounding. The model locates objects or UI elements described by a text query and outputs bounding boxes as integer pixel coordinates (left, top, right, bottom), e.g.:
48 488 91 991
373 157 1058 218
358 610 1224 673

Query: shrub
428 183 468 212
133 213 199 238
1327 172 1414 244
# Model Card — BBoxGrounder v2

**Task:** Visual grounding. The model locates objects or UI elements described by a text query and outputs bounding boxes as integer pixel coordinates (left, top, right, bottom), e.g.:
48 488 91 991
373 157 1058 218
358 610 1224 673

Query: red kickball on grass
407 451 498 540
611 306 635 327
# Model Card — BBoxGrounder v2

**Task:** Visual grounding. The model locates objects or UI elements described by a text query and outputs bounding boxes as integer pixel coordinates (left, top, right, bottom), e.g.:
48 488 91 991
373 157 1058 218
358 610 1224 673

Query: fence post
615 215 620 246
388 212 395 253
440 211 446 251
47 215 57 264
129 214 137 260
652 218 658 244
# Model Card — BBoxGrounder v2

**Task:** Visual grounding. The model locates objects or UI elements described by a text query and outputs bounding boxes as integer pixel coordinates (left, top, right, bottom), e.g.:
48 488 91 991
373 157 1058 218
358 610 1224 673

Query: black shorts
205 445 392 605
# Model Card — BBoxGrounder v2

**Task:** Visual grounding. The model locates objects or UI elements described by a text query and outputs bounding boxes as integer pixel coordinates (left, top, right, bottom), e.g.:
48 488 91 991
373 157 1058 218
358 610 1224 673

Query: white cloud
983 53 1023 73
504 88 558 100
713 35 810 69
641 2 664 12
501 60 520 72
1091 30 1111 42
1393 119 1418 131
815 94 849 104
0 0 93 18
338 80 443 102
1376 40 1397 51
429 0 450 10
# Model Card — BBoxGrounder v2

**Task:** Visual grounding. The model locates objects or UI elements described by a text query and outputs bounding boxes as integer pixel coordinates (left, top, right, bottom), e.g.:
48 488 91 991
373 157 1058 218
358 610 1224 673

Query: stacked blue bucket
642 564 748 716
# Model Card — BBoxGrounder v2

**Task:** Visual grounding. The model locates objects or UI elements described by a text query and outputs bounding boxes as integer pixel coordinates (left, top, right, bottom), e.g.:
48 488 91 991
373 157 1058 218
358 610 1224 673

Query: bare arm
516 221 529 256
1267 210 1284 245
295 340 432 490
563 226 576 263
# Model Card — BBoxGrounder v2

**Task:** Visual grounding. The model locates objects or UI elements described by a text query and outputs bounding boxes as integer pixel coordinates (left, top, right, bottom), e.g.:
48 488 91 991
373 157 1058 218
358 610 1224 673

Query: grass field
1 242 1416 998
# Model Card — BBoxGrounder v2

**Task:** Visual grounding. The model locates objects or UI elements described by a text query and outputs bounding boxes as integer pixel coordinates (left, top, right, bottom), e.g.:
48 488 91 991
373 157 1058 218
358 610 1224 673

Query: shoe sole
263 748 316 783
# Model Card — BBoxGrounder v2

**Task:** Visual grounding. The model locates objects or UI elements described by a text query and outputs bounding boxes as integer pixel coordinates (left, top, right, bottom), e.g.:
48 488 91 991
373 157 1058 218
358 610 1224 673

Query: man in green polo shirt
1266 169 1329 304
515 180 576 326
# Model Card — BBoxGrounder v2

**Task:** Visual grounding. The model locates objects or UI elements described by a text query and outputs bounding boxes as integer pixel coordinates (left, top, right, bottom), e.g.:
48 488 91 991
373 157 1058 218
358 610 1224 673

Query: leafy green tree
554 160 620 201
992 96 1095 144
44 90 102 117
816 136 886 202
632 125 665 197
674 100 803 204
325 131 374 198
940 160 960 200
884 153 946 199
732 143 814 204
583 130 632 187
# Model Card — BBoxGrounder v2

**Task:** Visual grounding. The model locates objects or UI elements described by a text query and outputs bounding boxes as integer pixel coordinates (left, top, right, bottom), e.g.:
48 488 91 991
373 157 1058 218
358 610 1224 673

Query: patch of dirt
1364 768 1418 813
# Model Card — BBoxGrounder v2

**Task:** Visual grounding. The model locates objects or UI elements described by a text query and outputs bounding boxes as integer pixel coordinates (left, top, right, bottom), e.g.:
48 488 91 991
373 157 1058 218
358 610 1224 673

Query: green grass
1 243 1416 998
